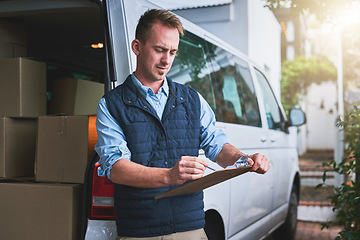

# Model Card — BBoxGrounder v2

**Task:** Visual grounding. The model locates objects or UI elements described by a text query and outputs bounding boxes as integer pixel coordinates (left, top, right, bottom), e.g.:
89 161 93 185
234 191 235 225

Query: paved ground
265 221 342 240
299 150 334 169
295 150 342 240
295 221 342 240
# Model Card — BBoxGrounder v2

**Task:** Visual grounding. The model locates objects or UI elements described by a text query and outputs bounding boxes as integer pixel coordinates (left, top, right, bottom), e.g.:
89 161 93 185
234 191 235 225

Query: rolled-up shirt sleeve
198 93 229 162
95 98 131 180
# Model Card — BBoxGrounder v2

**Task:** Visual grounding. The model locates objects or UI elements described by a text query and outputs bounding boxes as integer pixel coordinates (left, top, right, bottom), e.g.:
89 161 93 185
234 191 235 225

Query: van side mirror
288 108 306 126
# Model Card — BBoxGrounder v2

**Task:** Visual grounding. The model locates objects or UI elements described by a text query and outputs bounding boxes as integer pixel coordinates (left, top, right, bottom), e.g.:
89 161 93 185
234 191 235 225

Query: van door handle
260 136 267 142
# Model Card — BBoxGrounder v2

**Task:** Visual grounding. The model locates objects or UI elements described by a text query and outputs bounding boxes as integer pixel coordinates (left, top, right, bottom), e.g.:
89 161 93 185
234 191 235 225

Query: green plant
280 56 337 114
318 105 360 240
264 0 357 23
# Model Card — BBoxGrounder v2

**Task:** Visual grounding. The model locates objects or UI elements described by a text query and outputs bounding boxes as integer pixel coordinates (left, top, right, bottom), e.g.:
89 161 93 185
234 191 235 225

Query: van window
168 31 216 114
255 69 283 130
169 31 261 127
209 51 261 127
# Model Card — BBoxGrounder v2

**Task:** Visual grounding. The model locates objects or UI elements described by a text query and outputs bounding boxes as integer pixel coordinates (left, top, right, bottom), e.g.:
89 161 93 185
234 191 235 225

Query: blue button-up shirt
95 74 229 179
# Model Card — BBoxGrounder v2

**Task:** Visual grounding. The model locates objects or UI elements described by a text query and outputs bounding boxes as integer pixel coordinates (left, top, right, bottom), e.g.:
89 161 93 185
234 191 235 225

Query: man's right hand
167 156 209 185
109 157 208 188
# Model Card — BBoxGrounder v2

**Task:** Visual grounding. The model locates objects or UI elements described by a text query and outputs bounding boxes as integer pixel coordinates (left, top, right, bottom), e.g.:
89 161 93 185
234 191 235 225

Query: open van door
82 2 166 240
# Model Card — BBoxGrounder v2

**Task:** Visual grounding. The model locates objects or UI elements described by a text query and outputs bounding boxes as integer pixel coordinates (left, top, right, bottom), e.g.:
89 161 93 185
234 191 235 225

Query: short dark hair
135 9 184 43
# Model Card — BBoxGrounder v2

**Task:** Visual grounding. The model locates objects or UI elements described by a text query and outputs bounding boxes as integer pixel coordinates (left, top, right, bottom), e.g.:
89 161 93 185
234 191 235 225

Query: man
95 9 270 240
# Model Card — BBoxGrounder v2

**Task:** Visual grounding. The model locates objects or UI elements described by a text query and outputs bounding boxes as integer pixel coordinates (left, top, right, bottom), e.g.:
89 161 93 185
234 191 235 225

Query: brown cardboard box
12 43 27 57
36 115 97 183
0 21 28 45
0 42 13 59
0 57 46 117
50 78 104 115
0 41 28 60
0 117 37 178
0 182 82 240
0 21 28 59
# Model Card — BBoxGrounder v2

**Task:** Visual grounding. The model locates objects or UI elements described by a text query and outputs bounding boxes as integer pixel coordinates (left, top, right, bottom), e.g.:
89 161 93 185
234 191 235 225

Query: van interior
0 0 105 113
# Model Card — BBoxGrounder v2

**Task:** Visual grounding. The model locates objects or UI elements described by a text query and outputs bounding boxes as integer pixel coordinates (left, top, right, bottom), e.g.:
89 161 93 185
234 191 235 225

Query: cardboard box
0 21 28 45
50 78 104 115
0 182 82 240
0 42 13 59
0 41 28 60
36 115 97 183
0 21 28 60
0 117 37 178
0 57 46 117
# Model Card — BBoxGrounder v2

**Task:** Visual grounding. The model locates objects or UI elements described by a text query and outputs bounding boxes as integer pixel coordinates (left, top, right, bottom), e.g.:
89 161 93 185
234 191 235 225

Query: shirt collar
131 73 169 97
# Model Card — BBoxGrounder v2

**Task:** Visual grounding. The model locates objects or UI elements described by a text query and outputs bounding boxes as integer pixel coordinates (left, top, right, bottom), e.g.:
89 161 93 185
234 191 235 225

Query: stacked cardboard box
0 21 104 239
0 60 102 182
36 115 98 184
0 57 47 117
0 57 46 179
0 21 28 60
0 182 82 240
35 76 102 184
50 78 104 116
0 23 36 178
0 117 37 178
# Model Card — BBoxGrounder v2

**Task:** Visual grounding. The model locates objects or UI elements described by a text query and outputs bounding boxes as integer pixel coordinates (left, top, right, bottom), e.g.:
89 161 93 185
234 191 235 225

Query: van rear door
105 0 162 88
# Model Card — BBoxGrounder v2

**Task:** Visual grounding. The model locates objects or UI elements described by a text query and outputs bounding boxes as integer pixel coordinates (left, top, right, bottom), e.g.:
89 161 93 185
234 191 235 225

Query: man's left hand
247 153 270 174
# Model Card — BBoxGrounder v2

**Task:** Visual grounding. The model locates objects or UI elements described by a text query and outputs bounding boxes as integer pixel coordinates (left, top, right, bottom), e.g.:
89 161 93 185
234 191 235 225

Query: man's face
133 22 179 84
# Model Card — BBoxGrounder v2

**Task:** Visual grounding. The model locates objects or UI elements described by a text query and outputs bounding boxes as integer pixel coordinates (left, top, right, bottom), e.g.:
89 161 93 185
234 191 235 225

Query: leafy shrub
319 105 360 240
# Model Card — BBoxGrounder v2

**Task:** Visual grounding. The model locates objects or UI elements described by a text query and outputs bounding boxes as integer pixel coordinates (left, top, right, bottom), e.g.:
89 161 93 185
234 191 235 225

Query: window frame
253 67 288 132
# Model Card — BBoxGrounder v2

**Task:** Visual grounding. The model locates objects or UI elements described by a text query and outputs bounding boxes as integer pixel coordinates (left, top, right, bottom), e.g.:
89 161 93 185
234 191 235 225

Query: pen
207 165 216 171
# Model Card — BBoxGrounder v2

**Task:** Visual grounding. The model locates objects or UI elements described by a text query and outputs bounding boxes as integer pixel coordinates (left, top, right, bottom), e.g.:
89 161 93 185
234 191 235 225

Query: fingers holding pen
177 156 208 178
167 156 209 185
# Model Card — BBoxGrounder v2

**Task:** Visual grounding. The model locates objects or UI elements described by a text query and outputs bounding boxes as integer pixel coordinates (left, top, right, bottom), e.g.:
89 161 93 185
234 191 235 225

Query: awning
148 0 232 10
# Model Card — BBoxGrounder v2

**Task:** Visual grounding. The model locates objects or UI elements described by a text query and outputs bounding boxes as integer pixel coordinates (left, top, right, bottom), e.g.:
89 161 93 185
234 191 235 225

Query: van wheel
204 210 225 240
273 185 298 240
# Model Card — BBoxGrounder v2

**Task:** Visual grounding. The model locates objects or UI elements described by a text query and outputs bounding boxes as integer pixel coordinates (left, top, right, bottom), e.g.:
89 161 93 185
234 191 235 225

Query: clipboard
155 166 251 199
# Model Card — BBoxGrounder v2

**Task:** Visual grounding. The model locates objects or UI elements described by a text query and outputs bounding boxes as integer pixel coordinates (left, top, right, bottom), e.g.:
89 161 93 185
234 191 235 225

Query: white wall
247 0 281 99
304 81 338 150
190 1 249 55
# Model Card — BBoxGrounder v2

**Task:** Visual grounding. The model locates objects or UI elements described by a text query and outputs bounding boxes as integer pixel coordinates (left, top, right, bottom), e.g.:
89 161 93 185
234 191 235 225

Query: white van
0 0 305 239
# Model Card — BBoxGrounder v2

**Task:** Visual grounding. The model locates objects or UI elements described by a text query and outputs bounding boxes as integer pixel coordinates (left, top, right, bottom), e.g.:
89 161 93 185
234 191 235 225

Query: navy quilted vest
104 75 205 237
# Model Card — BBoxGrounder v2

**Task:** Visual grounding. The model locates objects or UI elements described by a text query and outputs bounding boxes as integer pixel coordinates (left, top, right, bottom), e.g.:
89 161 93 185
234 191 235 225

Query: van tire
204 210 225 240
273 185 298 240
